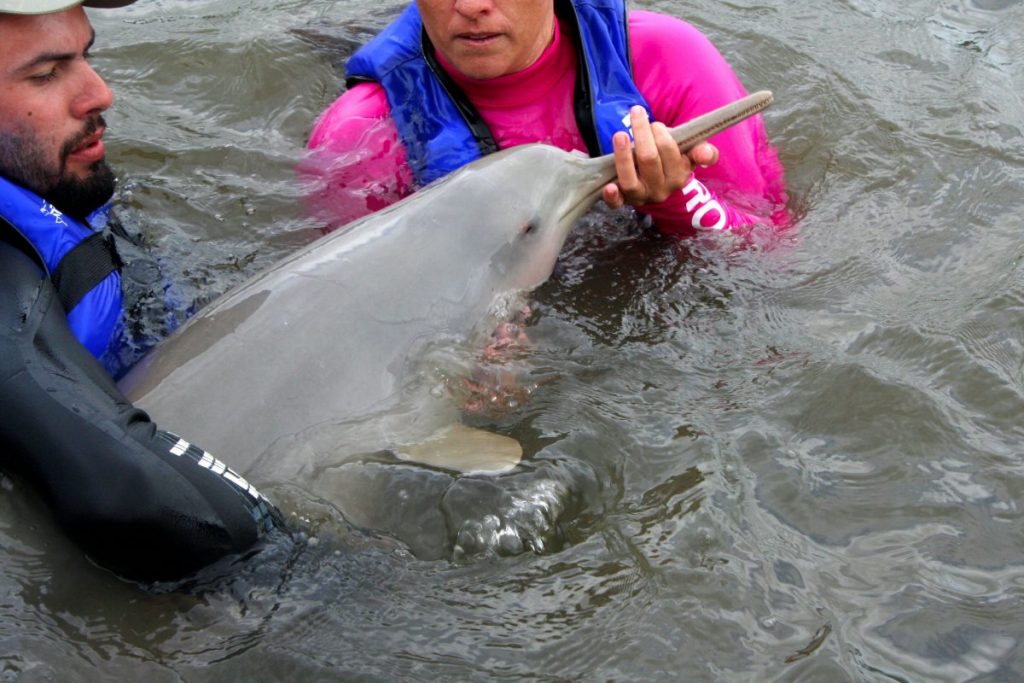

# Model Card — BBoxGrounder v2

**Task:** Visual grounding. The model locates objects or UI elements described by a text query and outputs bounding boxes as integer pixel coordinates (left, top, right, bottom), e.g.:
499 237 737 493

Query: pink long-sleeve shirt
305 10 787 237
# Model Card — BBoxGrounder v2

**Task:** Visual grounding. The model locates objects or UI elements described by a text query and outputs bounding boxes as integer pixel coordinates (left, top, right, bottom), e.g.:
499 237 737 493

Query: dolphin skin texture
118 91 774 492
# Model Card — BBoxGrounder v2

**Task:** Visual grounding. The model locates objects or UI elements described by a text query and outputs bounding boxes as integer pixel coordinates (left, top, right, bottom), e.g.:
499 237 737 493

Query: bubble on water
451 478 569 561
497 527 524 555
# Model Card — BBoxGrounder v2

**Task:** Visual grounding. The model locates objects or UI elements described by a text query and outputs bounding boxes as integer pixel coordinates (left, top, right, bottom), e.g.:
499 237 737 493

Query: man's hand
602 105 720 209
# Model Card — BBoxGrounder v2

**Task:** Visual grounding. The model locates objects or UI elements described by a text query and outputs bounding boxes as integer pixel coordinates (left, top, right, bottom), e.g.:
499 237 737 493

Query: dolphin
118 91 774 491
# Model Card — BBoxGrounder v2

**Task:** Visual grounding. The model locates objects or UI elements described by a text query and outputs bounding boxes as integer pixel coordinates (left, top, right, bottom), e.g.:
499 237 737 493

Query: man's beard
0 116 117 222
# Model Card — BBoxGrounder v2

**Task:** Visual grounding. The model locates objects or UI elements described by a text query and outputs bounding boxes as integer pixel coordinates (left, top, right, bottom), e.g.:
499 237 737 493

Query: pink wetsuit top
306 10 787 237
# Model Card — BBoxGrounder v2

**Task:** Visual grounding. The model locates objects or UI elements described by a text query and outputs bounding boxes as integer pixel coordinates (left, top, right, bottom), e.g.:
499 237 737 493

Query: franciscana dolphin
118 91 774 490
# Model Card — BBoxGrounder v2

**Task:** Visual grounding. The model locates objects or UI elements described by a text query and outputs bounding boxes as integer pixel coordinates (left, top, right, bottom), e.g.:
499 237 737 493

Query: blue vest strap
0 175 123 363
562 0 641 156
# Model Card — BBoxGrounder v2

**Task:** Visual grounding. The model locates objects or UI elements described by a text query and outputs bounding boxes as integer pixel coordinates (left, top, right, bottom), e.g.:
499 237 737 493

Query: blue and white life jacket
345 0 652 186
0 174 123 365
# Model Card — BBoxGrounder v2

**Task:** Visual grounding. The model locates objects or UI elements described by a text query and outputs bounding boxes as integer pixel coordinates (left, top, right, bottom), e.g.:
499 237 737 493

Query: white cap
0 0 136 14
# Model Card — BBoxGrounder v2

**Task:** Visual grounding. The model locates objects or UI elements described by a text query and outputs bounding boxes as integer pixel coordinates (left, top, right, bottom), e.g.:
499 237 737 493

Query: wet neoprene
0 227 284 581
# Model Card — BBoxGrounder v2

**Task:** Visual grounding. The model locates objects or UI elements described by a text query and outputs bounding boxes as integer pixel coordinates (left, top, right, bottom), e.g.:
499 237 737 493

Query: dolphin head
429 143 612 297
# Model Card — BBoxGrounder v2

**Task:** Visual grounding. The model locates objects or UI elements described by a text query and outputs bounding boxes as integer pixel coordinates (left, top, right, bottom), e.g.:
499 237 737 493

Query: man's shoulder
0 237 47 326
0 216 44 274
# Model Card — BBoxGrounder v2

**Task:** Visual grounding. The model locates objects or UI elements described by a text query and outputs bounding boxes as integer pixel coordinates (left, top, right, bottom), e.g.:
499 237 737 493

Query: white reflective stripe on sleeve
198 450 269 503
170 438 189 456
198 452 228 475
222 468 264 501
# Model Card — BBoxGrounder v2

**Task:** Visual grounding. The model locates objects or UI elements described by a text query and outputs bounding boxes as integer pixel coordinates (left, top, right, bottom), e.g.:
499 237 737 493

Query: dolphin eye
521 221 537 236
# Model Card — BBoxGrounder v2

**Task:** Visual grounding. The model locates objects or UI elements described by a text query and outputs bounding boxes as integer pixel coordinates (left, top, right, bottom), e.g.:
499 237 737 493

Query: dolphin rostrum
118 91 774 489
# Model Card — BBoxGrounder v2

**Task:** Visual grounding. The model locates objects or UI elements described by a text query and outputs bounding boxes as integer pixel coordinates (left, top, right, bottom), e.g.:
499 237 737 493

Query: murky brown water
2 0 1024 680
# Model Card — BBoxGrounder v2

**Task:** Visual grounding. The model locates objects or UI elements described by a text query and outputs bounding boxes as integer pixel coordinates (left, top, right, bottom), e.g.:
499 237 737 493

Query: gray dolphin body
119 92 774 489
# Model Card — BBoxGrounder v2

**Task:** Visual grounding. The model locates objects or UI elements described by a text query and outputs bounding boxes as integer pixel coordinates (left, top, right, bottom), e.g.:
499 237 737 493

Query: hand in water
461 305 540 416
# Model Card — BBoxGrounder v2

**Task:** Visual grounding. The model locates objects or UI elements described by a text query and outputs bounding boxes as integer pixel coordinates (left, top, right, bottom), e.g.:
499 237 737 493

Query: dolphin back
118 141 601 479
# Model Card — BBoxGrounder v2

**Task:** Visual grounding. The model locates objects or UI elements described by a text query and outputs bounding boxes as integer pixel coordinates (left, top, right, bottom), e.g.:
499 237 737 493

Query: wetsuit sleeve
303 82 415 230
628 11 790 237
0 240 284 581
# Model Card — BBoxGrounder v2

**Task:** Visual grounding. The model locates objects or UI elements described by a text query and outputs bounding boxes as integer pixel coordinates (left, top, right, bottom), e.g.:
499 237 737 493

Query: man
306 0 787 236
0 0 284 581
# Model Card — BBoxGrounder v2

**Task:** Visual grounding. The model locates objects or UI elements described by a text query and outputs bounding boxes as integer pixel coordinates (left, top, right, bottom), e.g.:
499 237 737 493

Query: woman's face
416 0 556 80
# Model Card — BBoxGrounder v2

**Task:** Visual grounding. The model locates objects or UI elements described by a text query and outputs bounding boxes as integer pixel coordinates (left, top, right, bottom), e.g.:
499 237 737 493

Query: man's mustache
59 115 106 167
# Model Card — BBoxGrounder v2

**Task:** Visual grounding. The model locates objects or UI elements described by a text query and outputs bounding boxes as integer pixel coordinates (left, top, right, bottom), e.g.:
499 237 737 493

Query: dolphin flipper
395 424 522 475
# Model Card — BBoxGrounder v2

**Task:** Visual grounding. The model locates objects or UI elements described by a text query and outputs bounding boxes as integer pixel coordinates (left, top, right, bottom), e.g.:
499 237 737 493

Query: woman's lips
456 32 501 47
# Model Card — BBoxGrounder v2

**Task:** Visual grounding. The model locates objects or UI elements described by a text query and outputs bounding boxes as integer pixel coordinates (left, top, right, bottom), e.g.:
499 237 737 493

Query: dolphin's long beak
664 90 774 151
565 90 776 225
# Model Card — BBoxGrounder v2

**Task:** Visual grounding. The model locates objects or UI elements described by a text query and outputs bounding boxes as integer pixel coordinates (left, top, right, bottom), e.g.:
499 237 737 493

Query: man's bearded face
0 114 115 221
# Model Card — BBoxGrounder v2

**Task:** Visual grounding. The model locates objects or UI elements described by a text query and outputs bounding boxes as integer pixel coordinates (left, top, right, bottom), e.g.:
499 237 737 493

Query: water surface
2 0 1024 680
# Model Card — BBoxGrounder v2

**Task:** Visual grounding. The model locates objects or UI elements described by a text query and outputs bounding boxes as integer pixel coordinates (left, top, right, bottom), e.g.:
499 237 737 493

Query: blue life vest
345 0 652 186
0 174 123 366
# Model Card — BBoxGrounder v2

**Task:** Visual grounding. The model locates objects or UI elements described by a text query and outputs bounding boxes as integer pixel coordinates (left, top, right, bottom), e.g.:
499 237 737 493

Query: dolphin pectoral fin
395 424 522 475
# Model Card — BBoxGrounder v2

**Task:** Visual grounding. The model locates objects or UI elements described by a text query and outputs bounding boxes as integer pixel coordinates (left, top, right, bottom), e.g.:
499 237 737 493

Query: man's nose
71 61 114 119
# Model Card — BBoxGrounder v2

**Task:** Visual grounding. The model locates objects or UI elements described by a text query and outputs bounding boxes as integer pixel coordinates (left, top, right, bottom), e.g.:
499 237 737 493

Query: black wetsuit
0 222 284 582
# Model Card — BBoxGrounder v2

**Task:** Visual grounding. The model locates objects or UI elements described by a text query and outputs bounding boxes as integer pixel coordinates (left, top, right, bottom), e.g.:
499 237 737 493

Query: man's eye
30 69 58 83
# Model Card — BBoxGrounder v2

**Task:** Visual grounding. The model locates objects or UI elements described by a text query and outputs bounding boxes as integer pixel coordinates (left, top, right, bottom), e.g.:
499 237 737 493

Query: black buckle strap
50 230 122 313
420 28 501 158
